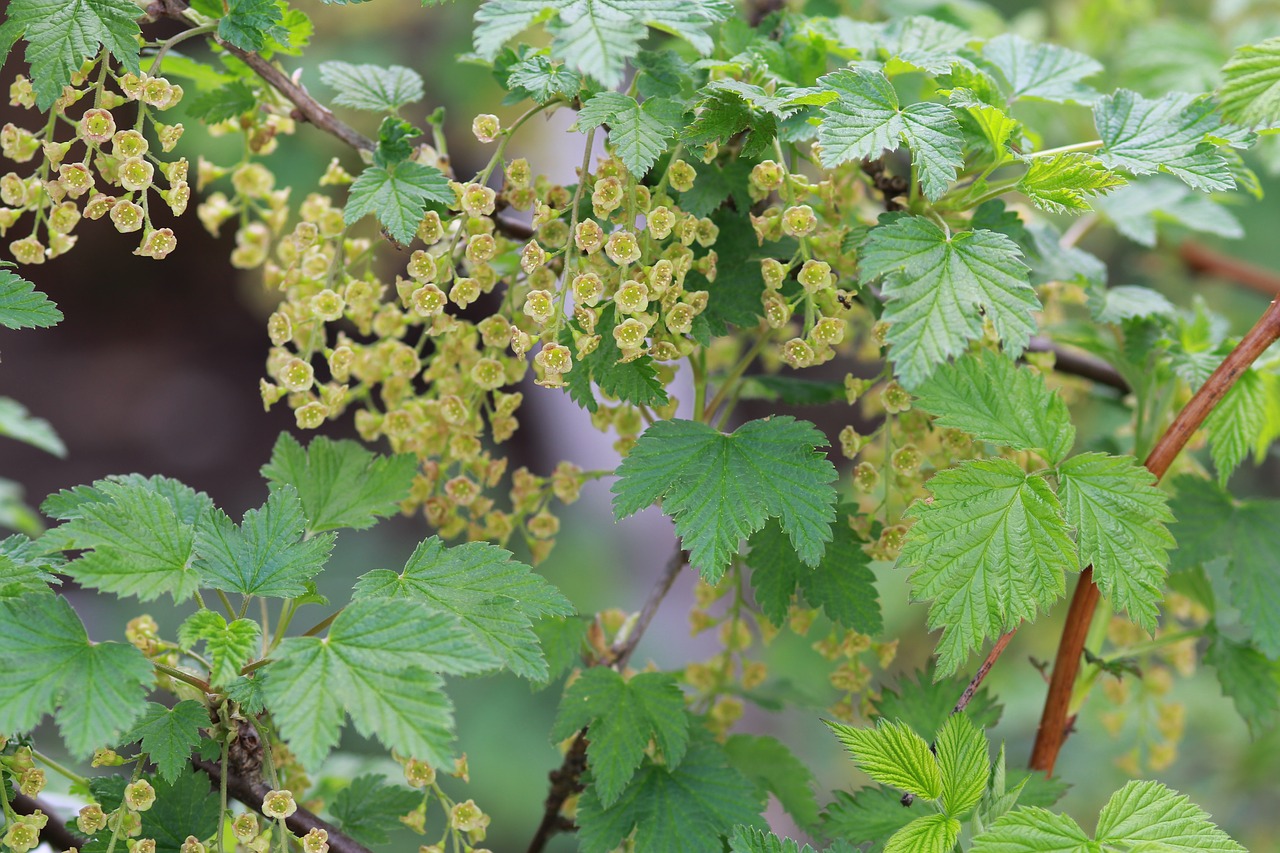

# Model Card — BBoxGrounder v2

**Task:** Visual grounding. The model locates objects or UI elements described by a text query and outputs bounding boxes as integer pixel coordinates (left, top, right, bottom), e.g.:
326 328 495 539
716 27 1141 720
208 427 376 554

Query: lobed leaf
825 719 942 801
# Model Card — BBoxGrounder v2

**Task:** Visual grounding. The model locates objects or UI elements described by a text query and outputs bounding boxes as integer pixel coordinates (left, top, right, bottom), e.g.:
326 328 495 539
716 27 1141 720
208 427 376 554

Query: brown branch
953 630 1016 716
13 792 87 852
1026 336 1129 394
1180 241 1280 296
193 759 373 853
1029 295 1280 775
525 547 688 853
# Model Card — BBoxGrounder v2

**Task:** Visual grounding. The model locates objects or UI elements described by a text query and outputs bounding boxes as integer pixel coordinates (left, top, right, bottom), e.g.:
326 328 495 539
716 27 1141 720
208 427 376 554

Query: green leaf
140 766 223 851
260 433 418 534
981 34 1102 104
1218 38 1280 127
564 302 669 410
1095 285 1175 324
878 15 972 76
186 80 258 122
215 0 288 52
898 459 1077 676
1205 632 1280 735
549 0 646 89
971 806 1092 852
884 813 961 853
195 486 335 598
1203 368 1279 485
576 732 765 853
576 92 678 176
746 517 881 634
0 0 141 109
473 0 557 61
353 535 573 680
817 67 963 200
729 826 820 853
950 89 1019 164
507 53 581 103
0 397 65 457
821 786 916 852
178 610 261 687
319 61 424 112
1095 780 1245 851
532 615 588 687
613 417 838 583
331 774 423 845
1056 452 1173 632
264 598 478 768
935 714 989 817
871 664 1003 738
0 594 151 757
345 159 452 245
1094 178 1243 247
54 478 208 603
1226 501 1280 660
724 734 821 830
913 351 1075 463
1017 153 1124 215
0 263 61 329
826 719 942 801
121 701 207 783
552 668 689 807
859 217 1038 390
0 535 60 599
1094 91 1233 192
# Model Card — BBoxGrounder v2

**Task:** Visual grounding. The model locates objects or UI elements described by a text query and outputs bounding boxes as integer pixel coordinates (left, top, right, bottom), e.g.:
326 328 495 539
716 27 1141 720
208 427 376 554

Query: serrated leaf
1095 780 1245 851
1203 368 1278 485
728 826 820 853
121 701 207 783
1219 38 1280 128
576 732 765 853
473 0 557 60
1057 452 1173 632
935 714 989 817
0 263 61 329
1205 632 1280 735
134 766 222 851
1095 91 1233 192
331 774 423 845
319 61 424 112
981 34 1102 104
178 610 260 687
817 67 963 200
0 0 141 109
344 158 452 246
552 668 689 807
1017 153 1125 215
186 80 258 122
0 594 151 757
859 217 1038 389
353 535 572 680
871 663 1003 738
261 433 417 534
746 517 881 634
950 89 1019 164
507 53 581 102
264 598 480 768
879 15 972 76
613 417 838 583
913 351 1075 463
0 535 60 599
549 0 645 88
821 785 916 852
884 813 961 853
0 397 64 457
899 459 1078 676
576 92 677 176
54 478 209 603
724 734 821 830
971 806 1092 852
532 615 588 687
1095 285 1174 324
1093 178 1243 247
195 486 334 598
826 719 942 801
216 0 288 52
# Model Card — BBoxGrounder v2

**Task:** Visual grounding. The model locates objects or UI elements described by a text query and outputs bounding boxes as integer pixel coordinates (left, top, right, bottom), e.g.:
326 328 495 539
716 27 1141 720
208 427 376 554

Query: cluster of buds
3 60 189 265
817 627 899 722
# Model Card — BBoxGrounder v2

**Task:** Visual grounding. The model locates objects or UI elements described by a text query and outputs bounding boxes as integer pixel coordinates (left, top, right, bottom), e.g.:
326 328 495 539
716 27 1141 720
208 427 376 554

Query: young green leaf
1202 367 1280 485
1218 38 1280 128
507 54 582 103
195 486 336 598
178 610 261 687
878 15 971 76
825 719 942 801
817 67 963 200
121 701 207 784
0 397 65 457
1094 91 1233 192
330 774 423 845
950 90 1019 164
724 733 821 831
981 34 1102 104
912 351 1075 464
871 664 1003 738
934 714 989 817
821 785 916 852
575 92 679 176
0 263 61 329
1056 452 1173 632
728 826 820 853
563 298 670 414
552 668 690 807
883 813 961 853
0 594 151 758
898 459 1077 676
353 535 573 680
211 0 289 52
319 61 425 112
859 217 1038 390
612 417 838 583
1017 153 1125 215
575 733 765 853
344 159 453 246
746 517 881 635
1095 780 1245 851
971 806 1092 851
532 615 589 687
187 81 259 123
1094 178 1243 247
260 433 418 534
0 0 141 109
548 1 647 90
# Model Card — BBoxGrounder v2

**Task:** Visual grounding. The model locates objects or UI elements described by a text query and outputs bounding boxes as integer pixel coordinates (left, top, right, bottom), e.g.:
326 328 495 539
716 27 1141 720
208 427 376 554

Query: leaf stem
301 608 343 637
31 749 88 786
1027 139 1104 158
154 661 211 693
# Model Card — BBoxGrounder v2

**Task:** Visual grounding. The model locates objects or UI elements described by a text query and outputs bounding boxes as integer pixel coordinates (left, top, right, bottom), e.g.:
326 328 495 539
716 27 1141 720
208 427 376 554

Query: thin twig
1026 336 1129 394
1180 241 1280 296
1029 296 1280 775
13 792 87 851
193 759 372 853
609 548 688 670
953 630 1016 716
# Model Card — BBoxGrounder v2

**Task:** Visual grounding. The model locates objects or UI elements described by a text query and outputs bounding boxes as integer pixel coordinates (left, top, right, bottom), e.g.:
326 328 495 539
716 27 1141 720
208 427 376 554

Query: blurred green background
1 0 1278 850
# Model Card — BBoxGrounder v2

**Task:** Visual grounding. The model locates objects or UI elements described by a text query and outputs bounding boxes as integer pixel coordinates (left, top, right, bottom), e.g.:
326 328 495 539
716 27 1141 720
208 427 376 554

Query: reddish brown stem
953 630 1016 716
1029 296 1280 774
1181 241 1280 296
